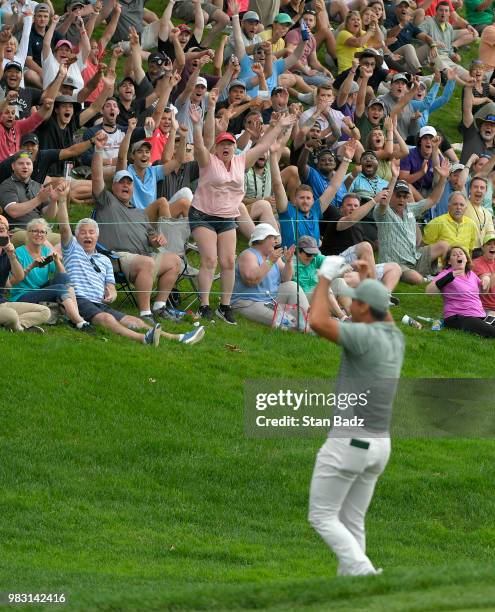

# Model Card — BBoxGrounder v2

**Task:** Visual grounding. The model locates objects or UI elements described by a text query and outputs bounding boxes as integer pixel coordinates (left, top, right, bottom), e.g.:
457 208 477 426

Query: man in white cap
308 257 405 577
399 125 443 199
231 223 309 326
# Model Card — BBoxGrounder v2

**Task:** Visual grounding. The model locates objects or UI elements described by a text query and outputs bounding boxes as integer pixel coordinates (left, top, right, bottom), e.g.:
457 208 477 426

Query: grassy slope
2 4 494 611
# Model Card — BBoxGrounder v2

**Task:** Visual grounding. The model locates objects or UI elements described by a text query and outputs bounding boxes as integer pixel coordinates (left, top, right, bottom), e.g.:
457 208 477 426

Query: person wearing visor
188 108 296 324
0 213 51 333
231 223 309 327
308 259 404 577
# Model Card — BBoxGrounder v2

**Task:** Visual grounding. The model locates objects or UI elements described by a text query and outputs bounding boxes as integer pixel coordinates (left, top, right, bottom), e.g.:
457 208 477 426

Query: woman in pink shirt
426 245 495 337
188 102 295 324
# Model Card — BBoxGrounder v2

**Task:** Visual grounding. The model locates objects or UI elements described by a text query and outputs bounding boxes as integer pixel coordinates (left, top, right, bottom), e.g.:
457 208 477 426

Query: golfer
308 257 405 576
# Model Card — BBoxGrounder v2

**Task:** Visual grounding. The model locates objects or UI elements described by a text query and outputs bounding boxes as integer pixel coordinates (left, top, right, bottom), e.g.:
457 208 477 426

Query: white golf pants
308 435 391 576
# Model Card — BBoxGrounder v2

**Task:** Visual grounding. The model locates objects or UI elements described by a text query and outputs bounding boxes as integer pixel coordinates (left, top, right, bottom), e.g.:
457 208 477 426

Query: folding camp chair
95 242 138 308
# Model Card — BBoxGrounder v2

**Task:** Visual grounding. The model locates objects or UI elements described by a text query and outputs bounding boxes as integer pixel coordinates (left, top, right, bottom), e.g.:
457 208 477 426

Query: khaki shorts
115 251 165 282
173 1 218 22
399 245 434 277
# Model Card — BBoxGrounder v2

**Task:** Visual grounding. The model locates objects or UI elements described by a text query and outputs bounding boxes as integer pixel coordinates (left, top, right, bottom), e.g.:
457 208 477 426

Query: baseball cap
242 10 260 21
419 126 437 138
249 223 280 245
69 0 85 8
4 61 22 72
449 163 465 174
367 98 385 109
394 180 410 193
395 0 412 5
215 131 236 145
273 13 293 25
34 2 51 12
0 214 9 228
483 233 495 245
55 39 74 51
349 81 359 94
131 140 152 153
229 79 246 91
54 94 76 104
297 235 319 254
118 76 135 88
271 85 287 95
177 23 192 33
21 133 39 145
195 76 208 88
339 278 391 314
392 72 409 83
62 75 77 88
113 170 134 183
356 48 383 67
148 51 167 64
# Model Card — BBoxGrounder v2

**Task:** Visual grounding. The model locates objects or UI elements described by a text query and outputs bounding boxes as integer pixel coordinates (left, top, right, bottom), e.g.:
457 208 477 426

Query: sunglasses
299 249 316 256
90 257 101 273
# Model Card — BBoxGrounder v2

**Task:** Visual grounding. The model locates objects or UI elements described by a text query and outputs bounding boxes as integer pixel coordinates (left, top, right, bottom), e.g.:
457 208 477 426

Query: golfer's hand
318 256 347 281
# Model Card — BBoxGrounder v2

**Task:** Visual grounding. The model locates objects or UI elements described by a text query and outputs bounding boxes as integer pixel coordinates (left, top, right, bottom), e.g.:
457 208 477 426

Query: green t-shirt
336 321 405 432
292 253 326 295
465 0 494 26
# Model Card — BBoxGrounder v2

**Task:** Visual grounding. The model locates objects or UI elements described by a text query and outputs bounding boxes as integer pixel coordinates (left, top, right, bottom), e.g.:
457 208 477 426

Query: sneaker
77 322 96 335
24 325 45 334
144 323 161 347
179 325 205 345
153 306 182 323
186 240 199 252
216 304 237 325
198 305 214 321
389 295 400 306
141 314 157 326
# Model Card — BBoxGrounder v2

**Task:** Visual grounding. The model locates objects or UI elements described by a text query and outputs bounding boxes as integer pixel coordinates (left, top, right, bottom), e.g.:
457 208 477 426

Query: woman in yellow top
336 12 377 74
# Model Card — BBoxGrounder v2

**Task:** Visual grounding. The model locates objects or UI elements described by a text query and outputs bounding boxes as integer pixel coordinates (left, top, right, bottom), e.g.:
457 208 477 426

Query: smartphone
0 235 9 246
38 255 54 267
484 315 495 325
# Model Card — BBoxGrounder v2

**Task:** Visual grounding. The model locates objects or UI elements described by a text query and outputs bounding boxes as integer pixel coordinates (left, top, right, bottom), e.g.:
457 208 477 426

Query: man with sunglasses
0 151 61 246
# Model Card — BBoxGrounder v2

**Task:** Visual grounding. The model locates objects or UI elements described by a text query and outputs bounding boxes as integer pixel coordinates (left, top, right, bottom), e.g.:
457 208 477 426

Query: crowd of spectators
1 0 495 342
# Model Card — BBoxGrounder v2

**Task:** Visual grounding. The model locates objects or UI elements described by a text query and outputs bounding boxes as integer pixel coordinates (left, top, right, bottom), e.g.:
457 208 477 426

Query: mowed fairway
1 285 495 611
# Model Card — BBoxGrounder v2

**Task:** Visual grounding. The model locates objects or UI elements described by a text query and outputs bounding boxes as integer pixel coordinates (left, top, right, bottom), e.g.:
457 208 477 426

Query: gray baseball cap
297 235 319 254
228 79 246 91
34 2 51 12
242 10 260 21
339 279 390 314
131 140 152 153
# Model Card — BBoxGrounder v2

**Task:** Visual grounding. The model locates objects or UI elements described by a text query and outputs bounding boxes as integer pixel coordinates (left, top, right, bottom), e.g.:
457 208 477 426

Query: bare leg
70 179 93 204
145 197 171 223
249 199 279 231
120 314 180 340
380 263 401 291
62 287 86 325
169 197 191 218
202 9 230 48
92 312 147 342
155 253 181 302
236 203 256 240
193 226 218 306
217 228 237 305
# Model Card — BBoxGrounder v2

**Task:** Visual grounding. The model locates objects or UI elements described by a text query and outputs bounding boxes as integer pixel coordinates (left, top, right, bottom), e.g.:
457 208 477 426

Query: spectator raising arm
271 143 289 215
116 118 136 172
79 68 116 127
203 88 219 151
245 114 298 168
92 130 109 198
319 139 357 213
190 105 211 167
42 14 60 62
57 182 73 247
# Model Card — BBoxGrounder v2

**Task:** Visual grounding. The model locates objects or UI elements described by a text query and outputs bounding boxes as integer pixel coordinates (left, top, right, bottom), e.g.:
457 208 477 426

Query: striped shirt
374 200 427 266
62 237 115 303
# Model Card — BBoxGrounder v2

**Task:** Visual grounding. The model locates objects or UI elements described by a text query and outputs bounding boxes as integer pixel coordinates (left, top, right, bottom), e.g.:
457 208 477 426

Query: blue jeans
18 272 72 304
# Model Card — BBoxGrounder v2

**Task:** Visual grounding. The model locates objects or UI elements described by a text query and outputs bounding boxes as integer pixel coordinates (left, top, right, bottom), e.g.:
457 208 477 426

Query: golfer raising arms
308 257 405 576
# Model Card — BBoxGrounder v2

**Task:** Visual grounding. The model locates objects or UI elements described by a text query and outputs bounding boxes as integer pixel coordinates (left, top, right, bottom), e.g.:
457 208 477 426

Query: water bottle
431 319 443 331
300 19 310 42
402 315 422 329
64 161 74 182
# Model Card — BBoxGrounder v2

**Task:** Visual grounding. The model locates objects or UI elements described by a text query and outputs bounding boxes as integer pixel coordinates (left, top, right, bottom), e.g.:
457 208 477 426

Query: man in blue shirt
272 140 356 248
115 118 190 223
297 144 348 208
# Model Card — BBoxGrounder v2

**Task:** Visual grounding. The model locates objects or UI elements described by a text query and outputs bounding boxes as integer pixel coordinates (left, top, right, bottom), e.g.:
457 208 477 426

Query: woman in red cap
188 101 296 324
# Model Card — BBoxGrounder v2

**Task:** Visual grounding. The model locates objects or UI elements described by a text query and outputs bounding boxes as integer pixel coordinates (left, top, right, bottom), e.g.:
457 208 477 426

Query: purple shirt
434 269 485 319
400 147 438 193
